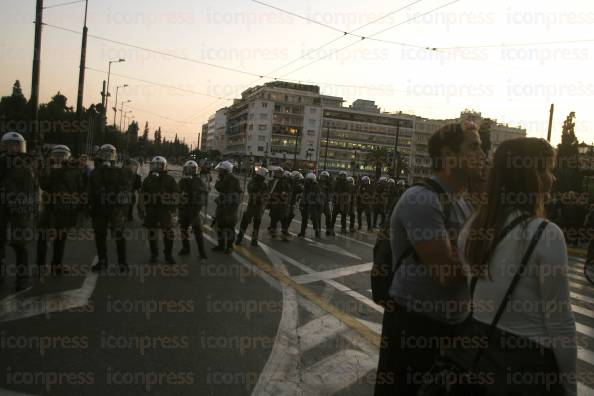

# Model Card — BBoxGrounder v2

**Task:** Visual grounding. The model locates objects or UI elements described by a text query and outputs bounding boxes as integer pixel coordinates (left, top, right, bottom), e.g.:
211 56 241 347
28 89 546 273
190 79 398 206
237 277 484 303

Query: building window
258 135 266 141
307 130 315 136
259 125 267 131
248 124 254 130
262 102 268 108
258 146 265 152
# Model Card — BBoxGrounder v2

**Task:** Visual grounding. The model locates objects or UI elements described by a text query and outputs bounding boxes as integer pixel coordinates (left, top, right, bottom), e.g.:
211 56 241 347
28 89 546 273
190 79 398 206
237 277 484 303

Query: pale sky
1 0 593 148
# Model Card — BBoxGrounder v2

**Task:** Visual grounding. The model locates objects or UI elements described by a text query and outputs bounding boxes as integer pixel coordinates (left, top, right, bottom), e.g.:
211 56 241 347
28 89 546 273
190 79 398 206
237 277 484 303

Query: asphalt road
1 168 593 395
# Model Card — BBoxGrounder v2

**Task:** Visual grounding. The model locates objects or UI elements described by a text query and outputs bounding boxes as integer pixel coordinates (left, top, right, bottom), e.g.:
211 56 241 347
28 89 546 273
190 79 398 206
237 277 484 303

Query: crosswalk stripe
297 315 347 353
298 349 377 395
293 263 373 284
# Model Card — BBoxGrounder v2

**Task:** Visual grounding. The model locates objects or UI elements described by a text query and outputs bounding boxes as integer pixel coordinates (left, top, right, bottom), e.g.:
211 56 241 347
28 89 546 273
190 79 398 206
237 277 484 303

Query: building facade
205 82 527 180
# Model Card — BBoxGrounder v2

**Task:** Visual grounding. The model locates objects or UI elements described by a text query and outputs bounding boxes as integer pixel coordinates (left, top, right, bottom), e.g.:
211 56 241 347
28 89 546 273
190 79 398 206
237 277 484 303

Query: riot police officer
318 171 334 236
139 156 179 265
346 176 356 233
298 172 322 239
331 171 351 234
0 132 37 290
372 176 388 229
213 161 242 254
37 145 85 275
356 176 373 231
88 144 130 272
236 167 269 247
178 160 208 261
283 170 304 237
386 178 399 217
123 159 142 221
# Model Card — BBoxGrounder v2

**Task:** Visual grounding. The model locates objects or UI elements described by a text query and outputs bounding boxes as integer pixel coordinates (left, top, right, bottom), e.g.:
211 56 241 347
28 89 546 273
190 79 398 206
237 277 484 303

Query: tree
0 80 29 123
555 111 581 192
154 126 162 145
365 147 390 179
142 122 149 141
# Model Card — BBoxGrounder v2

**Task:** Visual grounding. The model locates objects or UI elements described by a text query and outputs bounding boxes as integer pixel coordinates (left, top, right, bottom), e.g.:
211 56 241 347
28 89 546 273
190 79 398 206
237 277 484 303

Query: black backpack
371 178 452 307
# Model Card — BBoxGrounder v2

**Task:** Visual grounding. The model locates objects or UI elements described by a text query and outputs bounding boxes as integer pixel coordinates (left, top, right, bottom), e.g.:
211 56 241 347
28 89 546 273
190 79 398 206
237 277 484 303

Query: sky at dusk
1 0 593 148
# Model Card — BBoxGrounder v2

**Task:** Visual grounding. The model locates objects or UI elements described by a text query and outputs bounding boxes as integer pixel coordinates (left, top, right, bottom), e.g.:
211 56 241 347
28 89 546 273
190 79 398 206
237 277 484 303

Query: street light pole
105 58 125 118
113 84 127 126
31 0 44 149
292 130 300 170
324 126 330 171
76 0 89 115
393 121 401 179
119 100 131 131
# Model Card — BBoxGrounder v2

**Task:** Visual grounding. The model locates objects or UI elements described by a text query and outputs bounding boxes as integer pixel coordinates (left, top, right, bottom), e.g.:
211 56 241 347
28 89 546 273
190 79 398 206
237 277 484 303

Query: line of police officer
229 165 405 247
0 131 213 291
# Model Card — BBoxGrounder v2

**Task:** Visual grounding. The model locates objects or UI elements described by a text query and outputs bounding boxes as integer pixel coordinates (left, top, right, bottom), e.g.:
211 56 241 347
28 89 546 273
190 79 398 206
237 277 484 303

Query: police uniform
236 175 268 246
178 174 208 259
140 170 179 262
299 178 322 238
214 172 242 253
356 181 373 231
88 165 131 270
0 153 37 289
36 160 85 272
331 176 352 234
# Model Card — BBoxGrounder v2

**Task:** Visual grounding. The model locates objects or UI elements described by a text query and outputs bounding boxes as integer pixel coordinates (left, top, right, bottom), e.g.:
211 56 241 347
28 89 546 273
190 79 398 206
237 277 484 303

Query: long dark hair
464 137 554 278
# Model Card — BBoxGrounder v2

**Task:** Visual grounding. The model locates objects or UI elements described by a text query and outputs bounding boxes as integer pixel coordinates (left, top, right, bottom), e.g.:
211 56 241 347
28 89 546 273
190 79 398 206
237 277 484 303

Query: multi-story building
200 123 208 151
204 108 227 153
224 81 325 170
320 100 414 178
410 110 527 180
206 82 527 180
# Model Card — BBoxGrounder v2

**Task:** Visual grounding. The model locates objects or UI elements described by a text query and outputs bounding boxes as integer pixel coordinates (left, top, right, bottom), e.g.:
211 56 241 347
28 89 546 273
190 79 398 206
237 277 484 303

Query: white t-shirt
458 212 577 396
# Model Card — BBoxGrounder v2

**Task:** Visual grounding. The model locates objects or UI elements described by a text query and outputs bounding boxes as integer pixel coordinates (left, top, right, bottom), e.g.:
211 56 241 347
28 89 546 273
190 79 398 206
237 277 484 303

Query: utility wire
44 0 85 9
437 38 594 50
278 0 463 78
85 66 234 100
127 105 198 125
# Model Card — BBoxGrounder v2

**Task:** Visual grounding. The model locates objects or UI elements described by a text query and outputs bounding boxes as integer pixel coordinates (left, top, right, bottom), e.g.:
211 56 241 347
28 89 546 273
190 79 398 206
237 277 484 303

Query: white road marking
304 238 362 260
572 305 594 320
297 349 377 395
0 257 98 323
579 382 594 396
250 243 301 396
297 315 347 352
579 346 594 366
293 263 373 284
571 290 594 305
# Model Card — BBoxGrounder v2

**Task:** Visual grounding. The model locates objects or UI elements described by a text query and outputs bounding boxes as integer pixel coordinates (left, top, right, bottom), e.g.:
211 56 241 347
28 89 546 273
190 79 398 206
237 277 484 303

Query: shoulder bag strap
472 220 549 365
470 214 533 297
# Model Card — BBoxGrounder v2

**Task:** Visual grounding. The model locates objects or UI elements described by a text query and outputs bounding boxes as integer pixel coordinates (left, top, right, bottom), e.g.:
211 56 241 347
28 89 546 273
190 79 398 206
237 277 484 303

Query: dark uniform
36 160 85 272
356 181 373 231
331 176 352 234
299 179 322 238
0 153 37 289
127 172 142 221
283 177 303 235
386 181 399 218
372 179 388 228
140 170 179 262
214 172 242 253
178 175 208 259
268 177 292 239
88 164 131 270
319 175 334 236
236 175 268 246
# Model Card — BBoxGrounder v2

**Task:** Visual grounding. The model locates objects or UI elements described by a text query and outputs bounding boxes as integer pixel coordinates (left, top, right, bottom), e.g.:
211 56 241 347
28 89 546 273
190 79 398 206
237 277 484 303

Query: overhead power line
277 0 463 79
127 105 198 125
44 0 85 9
85 66 234 100
437 38 594 50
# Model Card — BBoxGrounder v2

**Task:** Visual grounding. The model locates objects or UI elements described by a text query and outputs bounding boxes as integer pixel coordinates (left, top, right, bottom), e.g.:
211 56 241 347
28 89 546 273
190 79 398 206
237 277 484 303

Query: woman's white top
458 212 577 396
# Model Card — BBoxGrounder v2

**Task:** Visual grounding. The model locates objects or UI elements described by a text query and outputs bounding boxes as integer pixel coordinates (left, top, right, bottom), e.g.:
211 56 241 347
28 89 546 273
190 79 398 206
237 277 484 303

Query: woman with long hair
458 137 576 396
